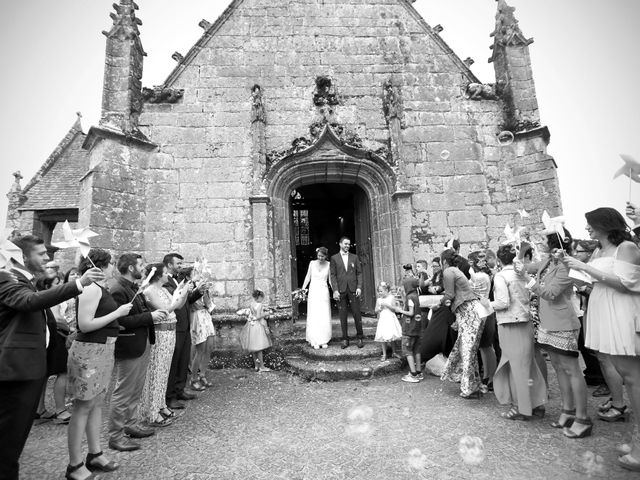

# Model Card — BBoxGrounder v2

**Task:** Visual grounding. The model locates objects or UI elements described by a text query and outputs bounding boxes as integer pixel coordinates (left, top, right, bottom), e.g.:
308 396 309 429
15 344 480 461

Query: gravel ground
21 367 637 480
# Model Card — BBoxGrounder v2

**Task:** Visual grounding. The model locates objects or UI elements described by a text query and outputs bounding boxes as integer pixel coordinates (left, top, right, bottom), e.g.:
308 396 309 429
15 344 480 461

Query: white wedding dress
303 260 332 347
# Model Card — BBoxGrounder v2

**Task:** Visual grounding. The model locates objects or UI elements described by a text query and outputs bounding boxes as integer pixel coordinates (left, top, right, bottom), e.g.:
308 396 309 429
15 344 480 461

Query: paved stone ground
21 366 637 480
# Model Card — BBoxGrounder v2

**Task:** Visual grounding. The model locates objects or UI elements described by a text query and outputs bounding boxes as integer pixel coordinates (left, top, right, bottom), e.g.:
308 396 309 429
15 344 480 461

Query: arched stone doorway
263 125 402 309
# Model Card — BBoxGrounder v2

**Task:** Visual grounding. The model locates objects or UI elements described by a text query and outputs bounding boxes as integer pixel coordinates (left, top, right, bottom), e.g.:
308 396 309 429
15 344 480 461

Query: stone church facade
6 0 562 312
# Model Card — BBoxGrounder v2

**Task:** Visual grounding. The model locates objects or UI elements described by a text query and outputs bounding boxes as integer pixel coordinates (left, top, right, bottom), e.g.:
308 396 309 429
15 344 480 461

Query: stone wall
131 0 561 306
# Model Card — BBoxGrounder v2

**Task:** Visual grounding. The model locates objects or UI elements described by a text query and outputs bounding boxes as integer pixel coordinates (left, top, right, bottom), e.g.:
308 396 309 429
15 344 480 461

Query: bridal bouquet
291 288 308 304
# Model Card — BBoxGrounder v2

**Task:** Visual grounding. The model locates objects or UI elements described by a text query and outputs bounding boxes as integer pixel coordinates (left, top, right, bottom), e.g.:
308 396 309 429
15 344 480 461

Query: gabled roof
19 113 89 211
161 0 479 89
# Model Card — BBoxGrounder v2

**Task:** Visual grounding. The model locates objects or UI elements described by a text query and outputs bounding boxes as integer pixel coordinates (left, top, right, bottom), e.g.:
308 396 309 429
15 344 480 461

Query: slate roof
19 114 89 211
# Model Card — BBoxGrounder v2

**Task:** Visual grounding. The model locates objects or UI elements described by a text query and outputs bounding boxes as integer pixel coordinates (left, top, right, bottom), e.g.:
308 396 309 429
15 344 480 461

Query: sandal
85 451 119 472
551 408 575 428
65 462 94 480
598 405 628 422
190 380 206 392
501 406 530 421
53 408 72 424
563 417 592 439
199 376 213 387
597 397 613 412
618 454 640 472
148 416 173 427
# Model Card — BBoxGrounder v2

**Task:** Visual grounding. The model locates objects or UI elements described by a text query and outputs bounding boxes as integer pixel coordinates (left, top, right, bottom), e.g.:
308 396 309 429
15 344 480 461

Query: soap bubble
345 405 375 438
528 378 534 387
458 436 485 465
580 451 606 476
407 448 428 470
440 150 451 160
497 130 515 146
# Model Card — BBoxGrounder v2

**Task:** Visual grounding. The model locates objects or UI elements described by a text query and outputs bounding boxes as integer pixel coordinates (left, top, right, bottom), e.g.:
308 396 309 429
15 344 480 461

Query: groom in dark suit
330 236 364 349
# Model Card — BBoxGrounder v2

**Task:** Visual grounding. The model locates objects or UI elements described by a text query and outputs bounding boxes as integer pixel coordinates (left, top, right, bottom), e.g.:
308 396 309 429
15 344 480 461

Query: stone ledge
285 355 402 382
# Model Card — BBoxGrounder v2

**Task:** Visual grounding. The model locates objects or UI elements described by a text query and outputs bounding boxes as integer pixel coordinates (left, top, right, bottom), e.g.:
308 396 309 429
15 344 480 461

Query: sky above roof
0 0 638 238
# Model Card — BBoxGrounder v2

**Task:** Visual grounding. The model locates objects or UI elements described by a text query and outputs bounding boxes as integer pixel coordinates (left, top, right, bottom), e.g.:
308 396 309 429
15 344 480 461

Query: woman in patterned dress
66 249 132 480
140 263 188 427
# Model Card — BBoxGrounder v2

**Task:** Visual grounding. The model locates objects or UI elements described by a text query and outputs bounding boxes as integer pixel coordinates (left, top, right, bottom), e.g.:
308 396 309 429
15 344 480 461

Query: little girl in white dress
237 289 273 372
374 282 402 361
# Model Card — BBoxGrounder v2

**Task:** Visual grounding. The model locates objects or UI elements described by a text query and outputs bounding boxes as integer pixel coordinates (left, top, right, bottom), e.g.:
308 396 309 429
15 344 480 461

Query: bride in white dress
302 246 332 349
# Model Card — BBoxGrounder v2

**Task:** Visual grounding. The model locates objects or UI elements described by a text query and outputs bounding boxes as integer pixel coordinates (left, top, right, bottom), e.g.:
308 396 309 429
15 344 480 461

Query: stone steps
284 339 403 381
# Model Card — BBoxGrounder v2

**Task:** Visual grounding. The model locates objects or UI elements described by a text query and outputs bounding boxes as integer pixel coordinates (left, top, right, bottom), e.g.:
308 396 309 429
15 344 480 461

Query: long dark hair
441 249 471 279
585 208 632 246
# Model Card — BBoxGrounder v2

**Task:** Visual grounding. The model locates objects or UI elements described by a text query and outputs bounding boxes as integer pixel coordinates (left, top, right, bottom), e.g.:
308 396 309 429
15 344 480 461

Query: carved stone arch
263 125 405 305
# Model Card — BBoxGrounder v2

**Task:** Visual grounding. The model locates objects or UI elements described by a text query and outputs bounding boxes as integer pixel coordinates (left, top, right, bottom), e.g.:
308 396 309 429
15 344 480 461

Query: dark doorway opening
289 183 375 314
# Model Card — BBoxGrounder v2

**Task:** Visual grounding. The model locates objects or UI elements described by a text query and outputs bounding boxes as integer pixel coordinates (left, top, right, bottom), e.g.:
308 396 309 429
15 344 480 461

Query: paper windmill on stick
52 220 99 267
0 238 24 269
541 210 566 251
131 266 156 303
517 209 530 219
613 154 640 200
501 224 525 248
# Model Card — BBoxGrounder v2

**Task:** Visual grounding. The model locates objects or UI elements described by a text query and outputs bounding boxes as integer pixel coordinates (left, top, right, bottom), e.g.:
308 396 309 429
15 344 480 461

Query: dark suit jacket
330 253 362 293
111 276 156 359
163 277 203 333
0 268 81 381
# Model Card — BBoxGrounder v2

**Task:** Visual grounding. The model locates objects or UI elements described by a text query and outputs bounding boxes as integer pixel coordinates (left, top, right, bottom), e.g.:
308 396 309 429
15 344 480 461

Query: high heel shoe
459 390 481 399
551 408 575 428
501 406 530 421
86 451 119 472
65 462 94 480
563 417 593 439
598 405 628 422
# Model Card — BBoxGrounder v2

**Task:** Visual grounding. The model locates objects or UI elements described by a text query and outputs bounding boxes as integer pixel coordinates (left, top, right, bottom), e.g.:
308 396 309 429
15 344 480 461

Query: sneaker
401 373 420 383
417 372 425 380
321 344 328 349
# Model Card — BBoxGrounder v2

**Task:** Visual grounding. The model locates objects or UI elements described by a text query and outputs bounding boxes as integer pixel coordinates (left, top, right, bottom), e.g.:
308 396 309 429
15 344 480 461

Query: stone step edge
285 356 402 381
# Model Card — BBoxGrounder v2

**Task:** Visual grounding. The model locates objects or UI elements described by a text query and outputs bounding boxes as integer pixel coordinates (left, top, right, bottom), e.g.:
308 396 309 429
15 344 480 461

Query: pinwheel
501 224 525 248
52 220 99 267
541 210 566 252
517 209 530 219
0 238 24 269
613 154 640 200
131 266 156 303
445 235 458 250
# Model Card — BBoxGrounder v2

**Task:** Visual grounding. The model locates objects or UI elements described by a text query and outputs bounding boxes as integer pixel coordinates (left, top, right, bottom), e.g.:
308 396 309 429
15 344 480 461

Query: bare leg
381 343 387 360
415 353 422 373
53 374 67 413
535 347 548 387
67 398 95 475
549 352 575 414
190 342 205 383
37 384 47 414
85 395 115 468
598 352 625 406
609 355 640 460
557 356 589 435
251 352 259 370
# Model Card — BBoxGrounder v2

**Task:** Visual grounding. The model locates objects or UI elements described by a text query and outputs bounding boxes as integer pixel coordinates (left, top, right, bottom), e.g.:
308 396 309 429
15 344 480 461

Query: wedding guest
60 268 80 340
396 277 423 382
301 247 332 349
66 248 132 480
527 229 591 438
141 263 188 427
184 267 216 390
440 250 485 398
374 282 402 361
571 240 608 395
108 254 166 452
564 207 640 471
469 250 497 393
425 258 444 295
237 289 273 372
491 245 546 420
35 275 71 425
0 235 103 480
163 253 205 410
523 246 548 386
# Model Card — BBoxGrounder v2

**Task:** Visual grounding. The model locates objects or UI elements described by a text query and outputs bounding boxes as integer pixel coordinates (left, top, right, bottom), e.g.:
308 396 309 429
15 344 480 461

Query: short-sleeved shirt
401 291 422 337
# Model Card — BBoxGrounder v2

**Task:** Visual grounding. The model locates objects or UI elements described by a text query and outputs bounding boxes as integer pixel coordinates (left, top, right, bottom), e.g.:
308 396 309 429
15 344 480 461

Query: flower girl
237 289 273 372
374 282 402 361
